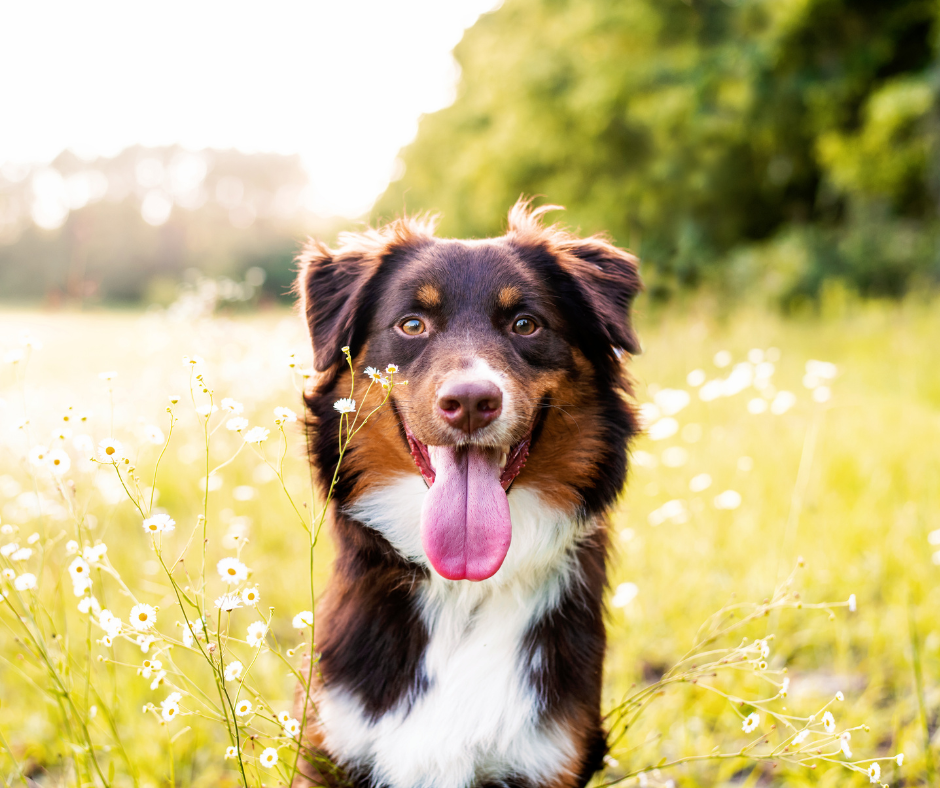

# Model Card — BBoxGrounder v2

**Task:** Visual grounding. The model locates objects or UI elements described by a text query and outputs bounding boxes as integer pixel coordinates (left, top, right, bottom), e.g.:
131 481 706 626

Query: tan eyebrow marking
415 284 441 308
497 285 522 309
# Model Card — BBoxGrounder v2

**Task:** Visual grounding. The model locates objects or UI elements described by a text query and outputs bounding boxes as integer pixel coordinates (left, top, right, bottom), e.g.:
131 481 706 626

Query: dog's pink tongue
421 445 512 581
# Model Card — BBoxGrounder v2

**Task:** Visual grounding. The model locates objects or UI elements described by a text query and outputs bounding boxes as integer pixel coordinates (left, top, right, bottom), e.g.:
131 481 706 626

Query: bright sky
0 0 499 217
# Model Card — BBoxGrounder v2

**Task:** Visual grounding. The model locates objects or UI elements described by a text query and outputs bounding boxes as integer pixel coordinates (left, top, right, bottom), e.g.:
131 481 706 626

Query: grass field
0 298 938 787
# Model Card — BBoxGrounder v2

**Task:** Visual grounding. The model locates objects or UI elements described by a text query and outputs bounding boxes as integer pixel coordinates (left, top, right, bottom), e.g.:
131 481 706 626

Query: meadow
0 296 938 787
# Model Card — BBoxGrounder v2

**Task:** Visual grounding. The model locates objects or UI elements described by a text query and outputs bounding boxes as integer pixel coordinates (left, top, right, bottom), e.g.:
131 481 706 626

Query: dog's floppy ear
296 219 438 371
556 237 643 356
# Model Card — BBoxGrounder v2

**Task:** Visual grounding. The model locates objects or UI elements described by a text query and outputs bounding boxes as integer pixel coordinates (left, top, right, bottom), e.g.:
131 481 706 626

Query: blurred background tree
376 0 940 305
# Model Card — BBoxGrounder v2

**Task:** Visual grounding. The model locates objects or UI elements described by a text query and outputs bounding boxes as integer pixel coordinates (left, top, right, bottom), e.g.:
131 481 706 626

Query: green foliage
376 0 940 301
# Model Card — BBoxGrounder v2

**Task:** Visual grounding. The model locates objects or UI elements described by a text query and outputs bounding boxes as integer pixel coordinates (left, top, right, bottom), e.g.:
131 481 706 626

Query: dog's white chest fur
320 475 588 788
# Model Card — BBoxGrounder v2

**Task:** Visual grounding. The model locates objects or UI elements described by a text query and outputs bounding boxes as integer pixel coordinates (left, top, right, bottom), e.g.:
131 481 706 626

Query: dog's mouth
401 420 533 583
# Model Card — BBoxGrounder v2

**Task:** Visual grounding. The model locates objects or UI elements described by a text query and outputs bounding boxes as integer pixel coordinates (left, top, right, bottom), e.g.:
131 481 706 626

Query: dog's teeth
499 451 508 469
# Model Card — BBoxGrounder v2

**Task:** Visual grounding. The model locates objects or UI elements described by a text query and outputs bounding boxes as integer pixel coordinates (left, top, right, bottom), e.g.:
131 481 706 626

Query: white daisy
0 543 18 558
792 730 809 745
283 718 301 737
28 445 49 467
72 576 93 596
896 753 904 766
242 426 269 444
130 603 157 630
868 763 880 783
195 404 219 417
835 690 844 701
217 557 249 585
215 593 243 612
742 712 759 733
137 634 155 653
224 746 238 760
364 366 380 380
226 416 249 432
224 661 243 681
781 677 789 696
11 547 32 561
98 371 117 381
276 710 292 725
150 670 167 689
234 699 252 717
292 610 313 628
27 533 40 545
246 621 267 648
83 543 108 563
78 596 101 614
385 364 399 374
46 449 71 475
68 557 90 582
240 586 260 607
333 398 356 414
822 711 835 733
221 398 244 414
14 573 37 591
96 438 124 463
274 407 297 423
839 731 852 758
142 514 176 534
259 748 278 768
2 568 15 580
182 355 205 367
160 699 179 722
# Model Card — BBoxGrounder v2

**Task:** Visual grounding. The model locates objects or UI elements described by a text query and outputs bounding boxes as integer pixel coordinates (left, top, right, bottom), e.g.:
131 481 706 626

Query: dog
292 200 641 788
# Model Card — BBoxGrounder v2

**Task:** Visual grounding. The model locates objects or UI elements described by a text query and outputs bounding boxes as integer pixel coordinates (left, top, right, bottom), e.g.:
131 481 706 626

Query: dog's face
299 203 640 583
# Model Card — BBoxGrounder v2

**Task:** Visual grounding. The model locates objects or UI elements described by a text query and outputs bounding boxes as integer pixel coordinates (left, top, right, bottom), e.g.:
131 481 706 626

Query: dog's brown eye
400 318 426 336
512 317 538 336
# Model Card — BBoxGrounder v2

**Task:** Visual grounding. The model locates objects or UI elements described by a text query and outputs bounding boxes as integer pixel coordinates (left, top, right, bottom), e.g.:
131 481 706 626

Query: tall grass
0 298 935 787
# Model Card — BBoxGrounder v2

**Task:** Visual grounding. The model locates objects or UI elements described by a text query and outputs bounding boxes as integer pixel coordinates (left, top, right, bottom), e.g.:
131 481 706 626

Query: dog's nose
437 380 503 434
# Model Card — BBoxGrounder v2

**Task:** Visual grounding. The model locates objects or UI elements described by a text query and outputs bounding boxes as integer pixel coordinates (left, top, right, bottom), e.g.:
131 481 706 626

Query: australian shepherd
293 200 641 788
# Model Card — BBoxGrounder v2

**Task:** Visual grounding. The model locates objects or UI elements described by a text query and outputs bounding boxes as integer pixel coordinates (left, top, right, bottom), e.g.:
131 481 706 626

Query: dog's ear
296 238 380 372
557 237 643 356
296 219 437 371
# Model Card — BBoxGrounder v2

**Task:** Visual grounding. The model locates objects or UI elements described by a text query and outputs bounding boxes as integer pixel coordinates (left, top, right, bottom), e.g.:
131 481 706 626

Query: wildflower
83 543 108 564
182 629 194 648
28 446 49 467
0 543 18 558
144 425 165 444
140 659 162 679
78 596 101 614
714 490 742 510
226 416 249 432
333 398 356 414
242 426 269 444
246 621 267 647
88 705 97 719
72 576 93 596
215 593 242 612
217 557 249 585
130 603 157 630
4 349 25 364
68 557 90 583
839 731 852 758
143 514 176 534
11 547 32 561
195 404 218 417
182 355 204 367
848 594 857 613
160 698 180 722
742 712 759 733
234 699 252 717
759 640 770 659
386 364 399 374
0 525 14 535
221 398 244 414
225 746 238 760
96 438 124 463
365 366 380 380
100 635 113 647
822 711 835 733
274 406 297 423
259 748 278 768
896 754 904 766
241 586 260 606
46 449 70 475
150 670 167 689
14 573 37 591
98 610 122 638
2 569 14 580
689 473 712 493
781 677 789 696
868 763 880 783
137 634 154 652
836 690 844 702
98 371 117 381
293 610 314 628
283 717 301 737
224 661 243 681
277 710 292 725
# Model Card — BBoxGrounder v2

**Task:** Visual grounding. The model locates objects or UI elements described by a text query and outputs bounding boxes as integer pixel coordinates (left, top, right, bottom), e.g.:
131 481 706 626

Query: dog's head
298 201 641 581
